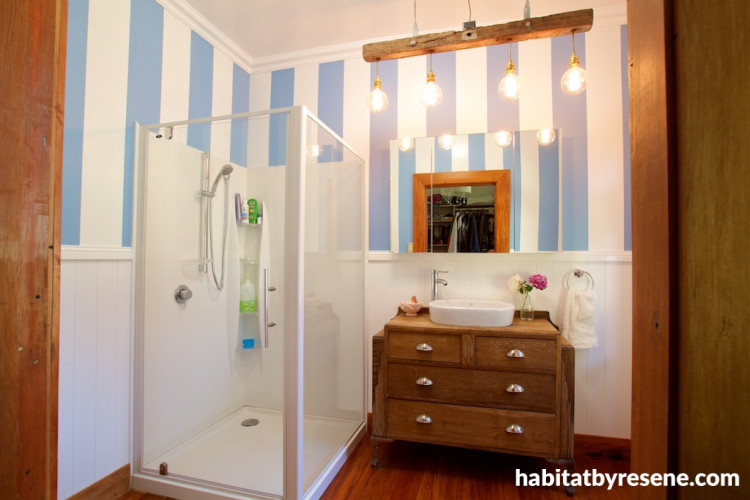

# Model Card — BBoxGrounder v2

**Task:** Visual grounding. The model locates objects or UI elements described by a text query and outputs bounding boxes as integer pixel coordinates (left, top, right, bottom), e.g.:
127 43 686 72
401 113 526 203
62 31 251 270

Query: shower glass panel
301 117 365 495
133 107 366 500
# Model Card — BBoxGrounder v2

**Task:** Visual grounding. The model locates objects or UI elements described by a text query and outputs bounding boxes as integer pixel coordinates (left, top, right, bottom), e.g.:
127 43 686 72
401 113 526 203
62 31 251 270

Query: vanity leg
547 458 576 496
370 443 380 468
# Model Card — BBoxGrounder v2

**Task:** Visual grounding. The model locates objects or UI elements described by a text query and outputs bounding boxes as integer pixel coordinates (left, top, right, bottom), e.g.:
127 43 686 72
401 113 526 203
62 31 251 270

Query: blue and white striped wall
62 0 370 248
62 0 628 252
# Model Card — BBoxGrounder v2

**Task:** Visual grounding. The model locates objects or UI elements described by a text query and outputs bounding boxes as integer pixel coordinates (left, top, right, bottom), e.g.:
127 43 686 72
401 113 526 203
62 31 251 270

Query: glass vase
520 290 534 320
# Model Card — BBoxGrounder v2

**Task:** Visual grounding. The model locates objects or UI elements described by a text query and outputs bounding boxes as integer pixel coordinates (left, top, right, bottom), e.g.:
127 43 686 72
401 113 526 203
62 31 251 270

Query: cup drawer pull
505 424 524 434
416 343 433 352
506 349 525 358
416 414 432 424
505 383 525 393
416 377 433 386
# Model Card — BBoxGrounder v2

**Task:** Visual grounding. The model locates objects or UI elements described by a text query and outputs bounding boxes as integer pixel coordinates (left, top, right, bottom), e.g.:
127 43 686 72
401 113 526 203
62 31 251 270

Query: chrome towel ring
566 269 594 290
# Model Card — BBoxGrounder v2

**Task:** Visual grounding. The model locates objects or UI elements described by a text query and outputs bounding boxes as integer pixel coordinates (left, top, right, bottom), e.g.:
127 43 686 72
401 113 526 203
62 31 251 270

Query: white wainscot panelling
58 257 133 499
365 252 632 439
56 250 630 500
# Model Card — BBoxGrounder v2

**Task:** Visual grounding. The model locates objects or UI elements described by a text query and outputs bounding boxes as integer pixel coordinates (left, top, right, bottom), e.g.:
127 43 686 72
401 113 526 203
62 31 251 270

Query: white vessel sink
429 299 515 327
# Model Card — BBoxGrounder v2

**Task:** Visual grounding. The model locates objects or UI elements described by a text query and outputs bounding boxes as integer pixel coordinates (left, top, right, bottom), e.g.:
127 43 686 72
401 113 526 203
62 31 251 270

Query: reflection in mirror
413 170 510 253
427 184 494 252
389 130 561 253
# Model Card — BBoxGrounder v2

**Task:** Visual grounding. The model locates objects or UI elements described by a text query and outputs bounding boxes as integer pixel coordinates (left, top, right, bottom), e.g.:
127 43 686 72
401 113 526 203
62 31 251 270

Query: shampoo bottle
239 279 257 313
247 199 258 224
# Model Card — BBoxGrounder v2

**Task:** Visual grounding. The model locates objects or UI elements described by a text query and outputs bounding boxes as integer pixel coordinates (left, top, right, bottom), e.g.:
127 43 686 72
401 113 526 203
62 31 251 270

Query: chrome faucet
431 269 448 302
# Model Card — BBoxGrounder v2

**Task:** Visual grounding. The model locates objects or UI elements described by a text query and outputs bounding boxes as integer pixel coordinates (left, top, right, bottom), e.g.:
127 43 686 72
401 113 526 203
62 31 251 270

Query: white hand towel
561 289 597 349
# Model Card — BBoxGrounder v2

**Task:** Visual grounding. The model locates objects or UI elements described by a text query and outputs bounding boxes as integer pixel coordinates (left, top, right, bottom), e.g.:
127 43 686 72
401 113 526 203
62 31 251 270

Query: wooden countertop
385 308 559 338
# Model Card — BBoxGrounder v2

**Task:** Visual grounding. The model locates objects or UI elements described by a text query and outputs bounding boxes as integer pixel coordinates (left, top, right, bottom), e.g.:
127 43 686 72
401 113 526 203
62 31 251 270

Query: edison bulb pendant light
498 45 523 101
561 33 587 95
536 128 556 146
420 54 443 108
438 134 453 150
399 137 414 152
367 62 389 113
494 130 513 148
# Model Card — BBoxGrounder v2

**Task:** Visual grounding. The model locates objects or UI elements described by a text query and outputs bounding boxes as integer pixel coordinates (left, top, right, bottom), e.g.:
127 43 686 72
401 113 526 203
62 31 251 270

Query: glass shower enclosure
132 106 366 499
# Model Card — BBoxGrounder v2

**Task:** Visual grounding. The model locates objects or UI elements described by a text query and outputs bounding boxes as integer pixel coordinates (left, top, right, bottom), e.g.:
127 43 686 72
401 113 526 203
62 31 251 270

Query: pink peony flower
528 274 547 291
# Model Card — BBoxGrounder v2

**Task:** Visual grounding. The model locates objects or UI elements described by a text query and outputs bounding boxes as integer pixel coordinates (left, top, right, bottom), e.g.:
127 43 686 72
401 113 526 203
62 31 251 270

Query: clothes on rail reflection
450 210 494 253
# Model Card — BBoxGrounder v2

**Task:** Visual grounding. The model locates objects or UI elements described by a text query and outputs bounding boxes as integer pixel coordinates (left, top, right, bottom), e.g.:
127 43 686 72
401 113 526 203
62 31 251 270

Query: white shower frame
131 106 370 500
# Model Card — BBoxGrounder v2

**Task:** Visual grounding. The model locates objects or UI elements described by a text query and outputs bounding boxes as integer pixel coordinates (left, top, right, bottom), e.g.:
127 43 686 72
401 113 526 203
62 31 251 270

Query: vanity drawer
387 364 556 412
388 331 461 364
387 399 556 455
475 337 556 372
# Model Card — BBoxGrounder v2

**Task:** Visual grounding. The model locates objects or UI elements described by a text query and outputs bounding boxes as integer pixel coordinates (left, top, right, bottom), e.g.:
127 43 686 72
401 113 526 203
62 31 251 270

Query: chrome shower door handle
263 268 277 348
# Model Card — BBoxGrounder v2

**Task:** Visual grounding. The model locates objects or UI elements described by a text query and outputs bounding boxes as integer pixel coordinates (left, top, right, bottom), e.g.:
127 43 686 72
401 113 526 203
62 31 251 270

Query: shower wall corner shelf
237 221 262 228
238 201 269 350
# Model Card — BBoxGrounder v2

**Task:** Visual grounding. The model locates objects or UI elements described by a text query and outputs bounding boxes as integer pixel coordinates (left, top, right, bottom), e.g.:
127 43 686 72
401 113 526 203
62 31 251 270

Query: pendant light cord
467 0 472 21
413 0 419 36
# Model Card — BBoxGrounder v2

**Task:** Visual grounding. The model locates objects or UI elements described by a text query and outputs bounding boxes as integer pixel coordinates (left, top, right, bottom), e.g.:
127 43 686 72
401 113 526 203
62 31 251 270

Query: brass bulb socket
373 75 383 90
569 53 580 68
505 59 516 74
426 69 436 83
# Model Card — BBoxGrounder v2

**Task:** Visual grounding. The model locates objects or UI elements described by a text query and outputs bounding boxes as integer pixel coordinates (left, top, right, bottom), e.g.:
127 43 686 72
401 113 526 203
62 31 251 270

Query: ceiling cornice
157 0 255 74
250 40 364 74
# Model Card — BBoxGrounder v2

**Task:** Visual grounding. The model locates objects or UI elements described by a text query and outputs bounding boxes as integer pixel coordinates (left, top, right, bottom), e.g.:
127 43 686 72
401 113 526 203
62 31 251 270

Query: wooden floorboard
69 464 130 500
121 433 630 499
322 432 631 500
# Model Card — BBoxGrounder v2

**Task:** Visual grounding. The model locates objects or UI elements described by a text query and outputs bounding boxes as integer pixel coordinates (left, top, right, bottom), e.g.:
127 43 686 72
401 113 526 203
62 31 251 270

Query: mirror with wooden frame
412 170 510 252
390 130 561 253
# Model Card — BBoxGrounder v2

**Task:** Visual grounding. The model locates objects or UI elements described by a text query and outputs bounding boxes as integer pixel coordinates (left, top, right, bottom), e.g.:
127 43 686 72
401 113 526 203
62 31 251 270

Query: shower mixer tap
174 284 193 304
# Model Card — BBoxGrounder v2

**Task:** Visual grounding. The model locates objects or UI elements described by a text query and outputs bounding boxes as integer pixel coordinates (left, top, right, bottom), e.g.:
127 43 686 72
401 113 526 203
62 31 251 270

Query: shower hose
207 176 230 291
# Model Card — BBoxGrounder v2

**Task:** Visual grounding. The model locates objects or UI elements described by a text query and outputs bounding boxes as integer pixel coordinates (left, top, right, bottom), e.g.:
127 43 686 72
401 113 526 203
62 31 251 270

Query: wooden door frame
628 0 679 496
0 0 66 497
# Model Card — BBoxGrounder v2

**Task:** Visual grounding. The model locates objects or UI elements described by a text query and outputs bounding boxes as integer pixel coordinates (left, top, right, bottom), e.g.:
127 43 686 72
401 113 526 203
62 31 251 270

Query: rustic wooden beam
363 9 593 62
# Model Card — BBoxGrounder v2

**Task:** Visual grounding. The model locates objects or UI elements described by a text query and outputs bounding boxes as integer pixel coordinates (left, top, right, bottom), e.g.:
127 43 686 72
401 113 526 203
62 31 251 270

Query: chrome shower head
205 165 233 197
218 164 233 177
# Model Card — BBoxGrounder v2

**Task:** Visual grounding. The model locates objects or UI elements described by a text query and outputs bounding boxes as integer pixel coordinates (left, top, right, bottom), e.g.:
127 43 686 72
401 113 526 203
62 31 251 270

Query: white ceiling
182 0 625 62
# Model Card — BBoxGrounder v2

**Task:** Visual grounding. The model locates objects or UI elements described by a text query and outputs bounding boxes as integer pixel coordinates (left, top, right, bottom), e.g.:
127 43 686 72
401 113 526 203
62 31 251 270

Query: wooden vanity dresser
372 308 575 495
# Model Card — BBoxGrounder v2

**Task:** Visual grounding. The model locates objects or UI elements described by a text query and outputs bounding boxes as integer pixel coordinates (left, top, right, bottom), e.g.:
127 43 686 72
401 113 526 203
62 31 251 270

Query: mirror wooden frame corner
412 170 511 253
